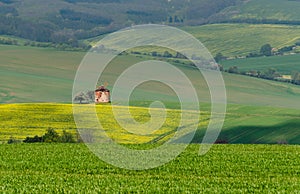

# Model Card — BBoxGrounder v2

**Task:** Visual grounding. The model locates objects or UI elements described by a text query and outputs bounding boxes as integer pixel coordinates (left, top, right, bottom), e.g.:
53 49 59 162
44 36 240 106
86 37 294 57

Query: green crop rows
0 144 299 193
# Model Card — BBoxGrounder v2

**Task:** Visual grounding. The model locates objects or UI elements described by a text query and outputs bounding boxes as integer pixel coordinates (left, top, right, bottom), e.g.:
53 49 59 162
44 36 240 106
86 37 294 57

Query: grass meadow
0 45 84 103
1 45 300 109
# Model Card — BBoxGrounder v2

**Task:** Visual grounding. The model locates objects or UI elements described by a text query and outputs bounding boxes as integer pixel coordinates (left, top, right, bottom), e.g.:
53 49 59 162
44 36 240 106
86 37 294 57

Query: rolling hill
221 0 300 22
1 0 300 45
1 45 300 109
1 0 300 191
0 0 238 42
86 23 300 57
1 0 300 57
1 103 300 144
183 24 300 57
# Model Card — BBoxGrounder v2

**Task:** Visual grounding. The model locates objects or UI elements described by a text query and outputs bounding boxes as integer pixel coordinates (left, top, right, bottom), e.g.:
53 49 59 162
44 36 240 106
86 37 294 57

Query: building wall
95 91 110 103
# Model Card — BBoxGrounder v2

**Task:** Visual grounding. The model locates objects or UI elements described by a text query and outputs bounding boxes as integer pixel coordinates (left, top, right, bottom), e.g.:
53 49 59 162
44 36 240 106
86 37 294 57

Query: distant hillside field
223 0 300 22
0 45 84 103
182 24 300 57
221 54 300 75
1 45 300 109
94 23 300 57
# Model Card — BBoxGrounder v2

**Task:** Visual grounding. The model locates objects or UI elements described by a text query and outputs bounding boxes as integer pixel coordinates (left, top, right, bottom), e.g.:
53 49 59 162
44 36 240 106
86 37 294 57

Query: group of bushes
0 38 18 45
214 42 300 85
0 37 92 51
217 42 300 62
7 128 95 144
23 40 91 51
23 128 76 143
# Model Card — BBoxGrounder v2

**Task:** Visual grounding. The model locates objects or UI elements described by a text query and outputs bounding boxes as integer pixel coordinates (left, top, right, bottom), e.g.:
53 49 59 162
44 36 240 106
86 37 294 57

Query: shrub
60 130 76 143
215 138 229 144
24 128 76 143
23 135 43 143
7 136 20 144
43 128 60 143
228 66 239 74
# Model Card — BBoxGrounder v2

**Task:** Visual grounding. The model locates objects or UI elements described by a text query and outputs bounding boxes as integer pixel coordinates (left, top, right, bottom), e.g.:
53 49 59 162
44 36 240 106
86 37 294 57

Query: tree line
218 18 300 26
0 37 92 51
215 42 300 63
215 43 300 86
223 65 300 86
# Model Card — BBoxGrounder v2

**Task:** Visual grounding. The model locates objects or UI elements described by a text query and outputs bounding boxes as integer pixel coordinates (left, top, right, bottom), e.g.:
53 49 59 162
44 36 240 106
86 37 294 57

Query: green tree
267 68 276 76
228 66 239 74
74 92 88 104
261 68 280 80
151 51 157 57
43 128 60 143
163 51 172 58
168 16 173 23
86 90 95 102
292 71 300 85
214 52 224 63
218 64 224 71
175 52 186 59
260 44 272 56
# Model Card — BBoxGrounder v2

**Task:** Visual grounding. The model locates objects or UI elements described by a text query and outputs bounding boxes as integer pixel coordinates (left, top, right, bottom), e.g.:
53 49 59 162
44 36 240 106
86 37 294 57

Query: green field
84 23 300 57
221 54 300 75
1 45 300 109
182 24 300 57
0 144 299 193
0 45 84 103
1 103 299 144
1 33 300 145
2 1 300 192
0 103 196 144
225 0 300 21
217 104 300 144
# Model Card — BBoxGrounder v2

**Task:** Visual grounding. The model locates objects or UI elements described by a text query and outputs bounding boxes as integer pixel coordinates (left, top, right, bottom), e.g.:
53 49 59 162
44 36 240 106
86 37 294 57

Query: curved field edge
0 103 209 144
0 144 299 193
0 103 300 144
1 45 300 110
